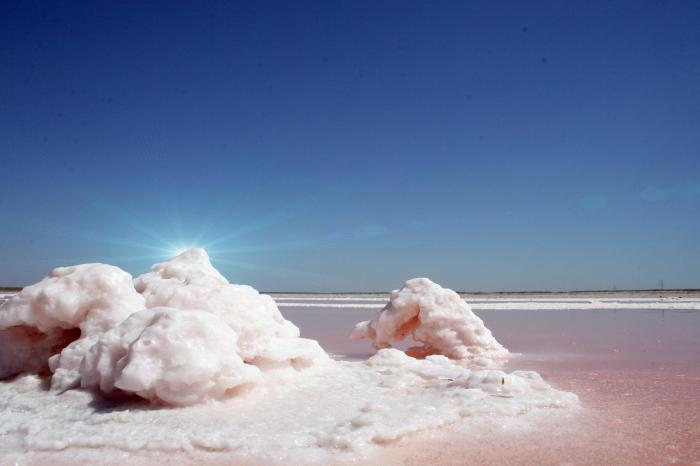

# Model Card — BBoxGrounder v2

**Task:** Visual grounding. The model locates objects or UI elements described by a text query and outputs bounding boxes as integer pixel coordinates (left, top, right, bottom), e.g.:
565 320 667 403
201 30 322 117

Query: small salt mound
0 264 145 388
134 248 327 368
81 308 262 406
352 278 508 360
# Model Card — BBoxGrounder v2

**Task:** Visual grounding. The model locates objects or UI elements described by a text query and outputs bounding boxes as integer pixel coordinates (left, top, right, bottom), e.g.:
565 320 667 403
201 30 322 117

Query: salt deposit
135 248 326 368
0 250 580 463
276 297 700 310
0 348 578 464
0 263 145 388
0 264 144 335
352 278 508 360
0 325 79 379
0 249 327 404
80 308 262 405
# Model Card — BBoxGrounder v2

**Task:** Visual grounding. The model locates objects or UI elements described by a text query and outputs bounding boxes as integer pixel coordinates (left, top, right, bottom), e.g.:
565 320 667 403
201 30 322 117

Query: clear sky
1 1 699 291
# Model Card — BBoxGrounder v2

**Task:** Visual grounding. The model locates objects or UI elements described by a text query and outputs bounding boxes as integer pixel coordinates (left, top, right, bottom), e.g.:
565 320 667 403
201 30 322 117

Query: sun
170 245 198 257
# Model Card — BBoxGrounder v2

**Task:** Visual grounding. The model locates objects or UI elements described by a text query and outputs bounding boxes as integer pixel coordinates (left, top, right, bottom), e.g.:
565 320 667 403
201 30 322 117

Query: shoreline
4 288 700 299
270 289 700 299
4 293 700 311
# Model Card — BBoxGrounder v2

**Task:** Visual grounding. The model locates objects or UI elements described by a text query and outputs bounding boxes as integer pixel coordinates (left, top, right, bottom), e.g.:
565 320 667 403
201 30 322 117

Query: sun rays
44 207 317 280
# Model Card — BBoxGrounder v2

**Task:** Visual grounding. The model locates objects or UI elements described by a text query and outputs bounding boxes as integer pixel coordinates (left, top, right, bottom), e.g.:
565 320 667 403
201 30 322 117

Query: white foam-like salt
1 249 328 402
135 248 323 367
80 308 263 406
0 263 145 388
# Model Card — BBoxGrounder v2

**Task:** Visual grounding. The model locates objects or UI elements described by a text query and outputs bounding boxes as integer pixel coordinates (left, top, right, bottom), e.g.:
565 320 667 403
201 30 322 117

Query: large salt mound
0 249 328 404
80 308 262 405
134 248 328 369
0 263 145 388
352 277 508 360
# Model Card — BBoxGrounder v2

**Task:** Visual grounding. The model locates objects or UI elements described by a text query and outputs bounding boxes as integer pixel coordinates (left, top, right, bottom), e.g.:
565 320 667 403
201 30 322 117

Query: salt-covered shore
273 296 700 311
0 250 581 465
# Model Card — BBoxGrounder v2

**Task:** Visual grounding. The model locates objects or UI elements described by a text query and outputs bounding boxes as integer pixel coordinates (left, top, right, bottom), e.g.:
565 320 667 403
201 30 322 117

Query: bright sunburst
44 203 324 281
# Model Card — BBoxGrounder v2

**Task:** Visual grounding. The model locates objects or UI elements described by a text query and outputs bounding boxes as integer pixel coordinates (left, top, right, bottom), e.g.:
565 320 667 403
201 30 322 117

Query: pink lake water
285 307 700 465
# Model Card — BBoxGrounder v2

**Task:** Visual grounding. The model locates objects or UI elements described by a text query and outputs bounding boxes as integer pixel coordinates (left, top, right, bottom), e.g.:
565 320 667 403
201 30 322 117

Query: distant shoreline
3 287 700 299
270 289 700 299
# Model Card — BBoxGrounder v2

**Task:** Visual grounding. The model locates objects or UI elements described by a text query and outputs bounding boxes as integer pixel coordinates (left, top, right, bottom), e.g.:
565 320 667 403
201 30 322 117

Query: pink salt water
285 307 700 465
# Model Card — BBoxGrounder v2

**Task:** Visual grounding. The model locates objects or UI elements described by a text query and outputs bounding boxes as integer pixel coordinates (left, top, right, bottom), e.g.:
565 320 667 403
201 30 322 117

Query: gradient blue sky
1 1 699 291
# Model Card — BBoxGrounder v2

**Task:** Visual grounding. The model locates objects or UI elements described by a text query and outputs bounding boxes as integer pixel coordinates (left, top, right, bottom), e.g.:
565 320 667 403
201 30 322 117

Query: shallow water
285 306 700 465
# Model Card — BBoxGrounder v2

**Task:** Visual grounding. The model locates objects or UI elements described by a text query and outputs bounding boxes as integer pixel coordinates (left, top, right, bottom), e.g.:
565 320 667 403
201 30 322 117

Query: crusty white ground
0 349 578 464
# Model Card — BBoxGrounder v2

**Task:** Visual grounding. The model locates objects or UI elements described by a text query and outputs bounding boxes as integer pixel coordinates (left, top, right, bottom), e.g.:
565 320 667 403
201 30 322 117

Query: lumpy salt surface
0 249 328 404
0 250 579 464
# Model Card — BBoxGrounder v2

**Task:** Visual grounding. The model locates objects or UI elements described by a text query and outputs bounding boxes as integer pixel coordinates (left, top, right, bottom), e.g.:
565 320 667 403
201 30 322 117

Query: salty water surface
285 305 700 465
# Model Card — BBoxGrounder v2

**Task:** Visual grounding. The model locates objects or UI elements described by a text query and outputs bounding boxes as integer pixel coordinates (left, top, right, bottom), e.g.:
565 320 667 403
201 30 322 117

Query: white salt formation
0 263 145 388
0 326 79 379
0 251 580 463
0 249 327 404
134 248 327 370
352 277 508 360
80 308 262 405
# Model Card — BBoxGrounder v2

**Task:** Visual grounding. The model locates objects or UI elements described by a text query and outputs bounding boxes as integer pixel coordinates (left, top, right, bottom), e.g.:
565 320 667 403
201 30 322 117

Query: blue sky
1 1 699 291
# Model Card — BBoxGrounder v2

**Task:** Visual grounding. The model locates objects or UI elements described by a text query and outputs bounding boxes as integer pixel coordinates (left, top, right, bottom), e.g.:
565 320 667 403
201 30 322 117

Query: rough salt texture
0 326 80 379
134 248 327 368
0 263 144 334
0 249 327 404
0 349 579 464
0 263 145 388
81 308 262 405
352 278 508 360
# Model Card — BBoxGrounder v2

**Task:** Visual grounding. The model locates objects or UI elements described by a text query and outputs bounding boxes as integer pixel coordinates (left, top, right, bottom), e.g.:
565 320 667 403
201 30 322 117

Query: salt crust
0 349 578 463
352 277 508 360
0 250 579 461
0 263 145 388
